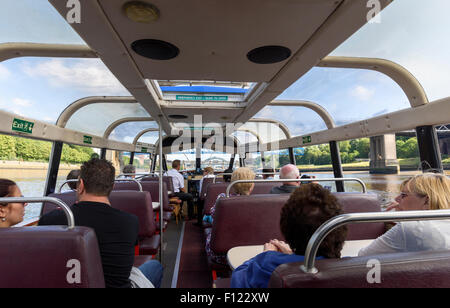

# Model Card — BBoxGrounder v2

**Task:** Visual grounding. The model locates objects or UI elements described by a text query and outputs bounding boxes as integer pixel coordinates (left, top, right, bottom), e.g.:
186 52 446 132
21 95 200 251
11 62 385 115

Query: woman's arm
358 223 406 256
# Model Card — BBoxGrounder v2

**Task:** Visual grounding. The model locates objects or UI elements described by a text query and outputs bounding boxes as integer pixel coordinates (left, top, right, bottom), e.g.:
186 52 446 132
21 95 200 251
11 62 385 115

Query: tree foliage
0 135 94 163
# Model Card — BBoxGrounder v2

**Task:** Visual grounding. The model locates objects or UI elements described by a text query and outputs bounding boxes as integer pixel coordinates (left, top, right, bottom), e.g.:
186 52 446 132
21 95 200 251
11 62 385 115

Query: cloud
21 59 130 96
0 64 11 80
349 85 375 101
12 98 33 107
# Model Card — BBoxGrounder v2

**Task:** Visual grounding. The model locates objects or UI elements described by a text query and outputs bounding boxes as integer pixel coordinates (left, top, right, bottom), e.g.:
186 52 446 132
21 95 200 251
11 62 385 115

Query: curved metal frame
302 209 450 273
319 56 429 108
133 128 159 145
0 197 74 229
0 42 97 63
103 117 156 139
247 118 292 139
268 100 336 129
57 96 138 128
225 178 366 197
59 179 143 193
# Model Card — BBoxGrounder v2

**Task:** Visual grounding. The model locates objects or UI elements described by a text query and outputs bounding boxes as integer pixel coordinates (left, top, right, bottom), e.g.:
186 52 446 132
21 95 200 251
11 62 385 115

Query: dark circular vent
168 114 188 120
131 39 179 60
247 45 292 64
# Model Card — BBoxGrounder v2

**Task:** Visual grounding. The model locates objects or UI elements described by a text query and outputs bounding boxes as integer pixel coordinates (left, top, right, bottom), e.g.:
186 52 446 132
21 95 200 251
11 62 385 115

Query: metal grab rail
116 173 160 179
59 179 143 192
0 197 75 229
226 178 367 197
114 179 143 192
301 209 450 274
58 179 78 193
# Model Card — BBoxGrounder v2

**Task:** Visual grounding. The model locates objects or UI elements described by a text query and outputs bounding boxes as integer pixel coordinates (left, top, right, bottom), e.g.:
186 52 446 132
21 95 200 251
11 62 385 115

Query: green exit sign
141 147 148 153
83 135 93 145
303 136 312 144
12 118 34 134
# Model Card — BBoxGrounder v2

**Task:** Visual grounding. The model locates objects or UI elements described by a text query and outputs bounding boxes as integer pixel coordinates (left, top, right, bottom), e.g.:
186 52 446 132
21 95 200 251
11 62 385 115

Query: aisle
174 221 212 288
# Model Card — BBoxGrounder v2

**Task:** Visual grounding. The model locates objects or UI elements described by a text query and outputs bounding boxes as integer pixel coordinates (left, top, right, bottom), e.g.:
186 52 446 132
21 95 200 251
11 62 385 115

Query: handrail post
44 141 63 196
225 178 366 197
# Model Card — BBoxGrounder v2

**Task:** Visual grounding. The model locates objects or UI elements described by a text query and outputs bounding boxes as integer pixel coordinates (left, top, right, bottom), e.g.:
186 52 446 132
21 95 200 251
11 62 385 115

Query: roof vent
132 39 179 60
247 46 291 64
168 114 188 120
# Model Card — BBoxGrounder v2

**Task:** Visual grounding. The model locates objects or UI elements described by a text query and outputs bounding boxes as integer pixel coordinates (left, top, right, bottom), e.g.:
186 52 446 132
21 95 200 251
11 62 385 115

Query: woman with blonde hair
359 173 450 256
205 167 255 265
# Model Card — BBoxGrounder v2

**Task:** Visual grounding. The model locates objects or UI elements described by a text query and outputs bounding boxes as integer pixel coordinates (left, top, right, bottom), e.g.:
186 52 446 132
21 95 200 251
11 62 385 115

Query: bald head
280 164 300 186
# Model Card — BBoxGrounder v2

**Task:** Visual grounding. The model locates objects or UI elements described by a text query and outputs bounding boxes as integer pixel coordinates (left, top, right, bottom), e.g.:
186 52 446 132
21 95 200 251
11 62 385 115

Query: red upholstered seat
207 192 385 271
269 250 450 288
0 226 105 288
42 191 77 215
109 191 160 256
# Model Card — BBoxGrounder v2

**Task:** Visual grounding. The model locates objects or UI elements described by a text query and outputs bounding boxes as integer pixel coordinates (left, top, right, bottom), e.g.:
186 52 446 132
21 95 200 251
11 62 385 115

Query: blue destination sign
176 95 228 101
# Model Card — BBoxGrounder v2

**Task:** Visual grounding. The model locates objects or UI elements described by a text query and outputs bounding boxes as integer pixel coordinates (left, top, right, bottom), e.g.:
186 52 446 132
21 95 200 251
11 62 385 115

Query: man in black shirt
39 158 162 288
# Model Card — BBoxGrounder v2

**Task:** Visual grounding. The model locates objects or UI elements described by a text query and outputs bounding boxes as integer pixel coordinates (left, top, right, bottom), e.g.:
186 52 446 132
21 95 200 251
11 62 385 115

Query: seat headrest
0 226 105 288
42 191 77 216
269 250 450 288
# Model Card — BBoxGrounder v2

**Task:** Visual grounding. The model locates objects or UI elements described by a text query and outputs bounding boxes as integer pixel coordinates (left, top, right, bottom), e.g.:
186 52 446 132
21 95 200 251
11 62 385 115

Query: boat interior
1 0 450 289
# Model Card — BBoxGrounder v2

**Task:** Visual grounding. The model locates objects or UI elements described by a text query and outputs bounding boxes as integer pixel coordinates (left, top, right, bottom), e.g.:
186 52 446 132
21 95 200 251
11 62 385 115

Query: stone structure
369 134 400 174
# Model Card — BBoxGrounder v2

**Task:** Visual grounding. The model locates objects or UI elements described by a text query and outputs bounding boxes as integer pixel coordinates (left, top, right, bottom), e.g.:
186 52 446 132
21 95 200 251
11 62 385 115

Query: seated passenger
270 164 300 194
199 166 215 194
196 167 216 226
205 167 255 265
66 169 80 190
39 159 163 288
231 184 347 288
358 173 450 256
165 160 195 220
262 168 275 180
122 164 136 178
0 179 28 228
222 167 233 182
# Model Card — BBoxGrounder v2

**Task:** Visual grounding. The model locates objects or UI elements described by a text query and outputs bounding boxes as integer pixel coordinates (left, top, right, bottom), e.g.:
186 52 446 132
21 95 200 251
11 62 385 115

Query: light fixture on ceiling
168 114 188 120
123 1 160 23
247 45 292 64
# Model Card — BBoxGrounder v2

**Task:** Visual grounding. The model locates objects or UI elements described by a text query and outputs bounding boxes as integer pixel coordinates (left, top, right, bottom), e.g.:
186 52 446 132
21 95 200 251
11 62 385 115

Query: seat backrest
204 182 291 215
210 194 287 254
200 177 216 200
109 191 156 238
269 250 450 288
113 181 170 210
333 193 385 240
42 191 77 215
141 176 174 192
0 226 105 288
210 192 386 254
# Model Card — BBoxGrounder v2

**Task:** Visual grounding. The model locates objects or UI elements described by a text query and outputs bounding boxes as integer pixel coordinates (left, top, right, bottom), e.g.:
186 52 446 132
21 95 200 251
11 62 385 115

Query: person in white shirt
359 173 450 256
165 160 195 220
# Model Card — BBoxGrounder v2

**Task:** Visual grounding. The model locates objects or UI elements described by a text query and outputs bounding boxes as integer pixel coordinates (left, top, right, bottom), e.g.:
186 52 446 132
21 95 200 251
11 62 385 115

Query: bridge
370 125 449 174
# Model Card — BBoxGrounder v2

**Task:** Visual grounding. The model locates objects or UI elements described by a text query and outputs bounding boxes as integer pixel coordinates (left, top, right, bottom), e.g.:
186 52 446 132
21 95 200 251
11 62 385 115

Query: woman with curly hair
231 183 347 288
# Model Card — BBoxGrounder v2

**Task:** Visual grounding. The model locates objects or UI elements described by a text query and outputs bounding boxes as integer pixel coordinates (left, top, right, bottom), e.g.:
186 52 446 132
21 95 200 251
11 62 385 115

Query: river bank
0 160 80 178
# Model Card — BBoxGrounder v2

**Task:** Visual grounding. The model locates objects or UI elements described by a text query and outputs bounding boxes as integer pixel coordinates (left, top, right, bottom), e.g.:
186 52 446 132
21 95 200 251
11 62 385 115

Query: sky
1 0 450 145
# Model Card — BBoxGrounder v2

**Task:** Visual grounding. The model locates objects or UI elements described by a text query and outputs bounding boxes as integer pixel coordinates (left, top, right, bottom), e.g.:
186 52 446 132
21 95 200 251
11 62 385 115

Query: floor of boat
160 217 212 288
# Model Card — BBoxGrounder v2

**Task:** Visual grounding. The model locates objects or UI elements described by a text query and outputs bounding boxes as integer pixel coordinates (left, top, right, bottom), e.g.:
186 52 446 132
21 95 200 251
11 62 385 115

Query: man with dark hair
165 159 195 220
66 169 80 190
39 158 163 288
123 165 136 178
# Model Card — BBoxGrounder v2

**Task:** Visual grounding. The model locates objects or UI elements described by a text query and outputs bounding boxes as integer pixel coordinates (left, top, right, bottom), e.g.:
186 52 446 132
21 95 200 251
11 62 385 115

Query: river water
2 169 449 221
